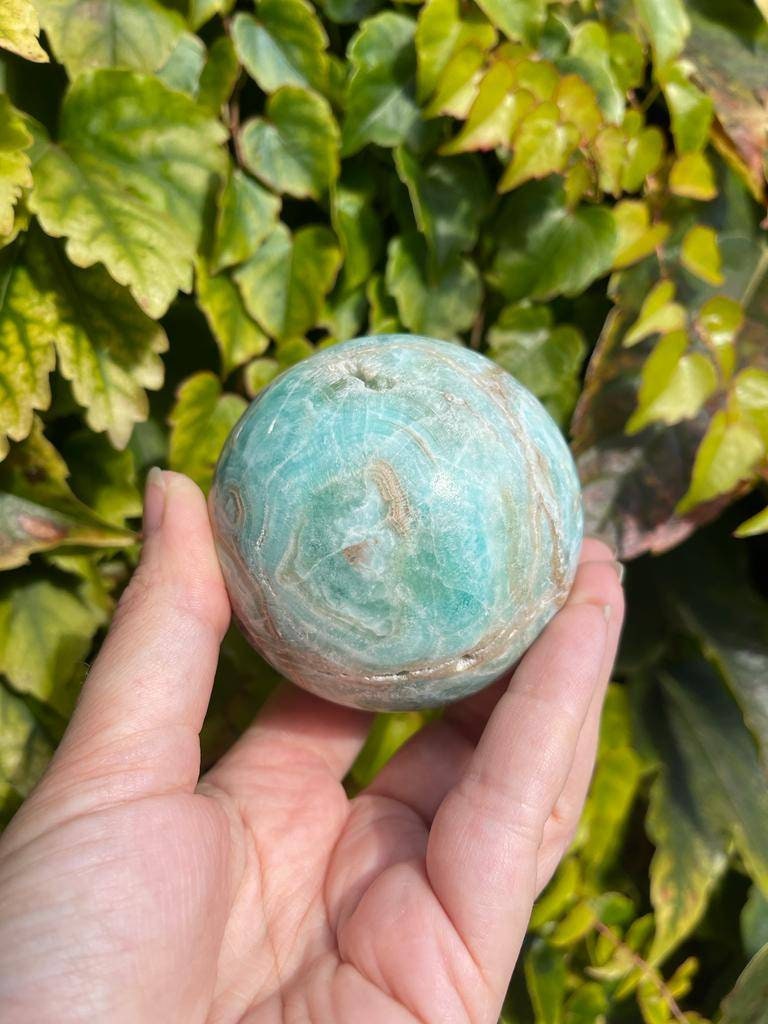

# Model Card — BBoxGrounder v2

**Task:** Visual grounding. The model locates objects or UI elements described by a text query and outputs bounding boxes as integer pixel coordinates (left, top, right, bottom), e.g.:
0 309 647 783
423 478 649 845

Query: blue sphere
210 334 583 710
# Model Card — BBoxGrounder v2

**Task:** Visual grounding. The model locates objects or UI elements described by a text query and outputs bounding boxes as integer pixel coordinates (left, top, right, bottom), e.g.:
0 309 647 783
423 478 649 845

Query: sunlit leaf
168 372 246 493
612 200 670 270
0 0 48 61
658 63 713 154
627 333 717 433
669 151 718 201
196 263 269 377
211 170 281 276
415 0 496 102
634 0 690 67
440 62 534 155
331 160 384 292
474 0 546 44
0 97 33 239
157 32 206 96
231 0 328 95
681 225 724 286
676 410 763 515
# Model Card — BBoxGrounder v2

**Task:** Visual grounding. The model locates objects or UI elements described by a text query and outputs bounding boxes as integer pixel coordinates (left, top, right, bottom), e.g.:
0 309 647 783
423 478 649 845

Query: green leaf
0 0 48 61
0 683 54 825
0 241 56 458
659 63 713 154
394 148 489 268
330 160 384 292
0 96 33 238
474 0 546 44
30 69 227 318
315 0 381 23
741 888 768 959
719 945 768 1024
0 564 109 710
574 686 644 876
489 179 617 303
157 32 206 96
168 371 246 493
415 0 496 102
422 44 487 120
231 0 328 95
499 102 579 193
564 984 609 1024
623 281 686 347
188 0 233 31
677 410 764 515
234 223 341 342
557 20 624 123
662 660 768 896
636 677 729 965
198 35 239 113
62 430 141 528
525 939 567 1024
341 12 420 156
244 357 280 397
530 858 582 930
627 333 718 434
620 124 665 192
440 61 535 155
385 231 481 340
0 419 134 569
487 302 585 425
634 0 690 67
35 0 186 77
681 225 724 286
210 169 281 276
669 151 718 201
612 200 670 269
26 229 168 449
239 86 340 200
197 263 269 378
350 711 425 789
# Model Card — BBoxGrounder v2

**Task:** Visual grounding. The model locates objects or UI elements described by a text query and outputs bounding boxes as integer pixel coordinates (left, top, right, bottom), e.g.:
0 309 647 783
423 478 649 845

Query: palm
0 473 623 1024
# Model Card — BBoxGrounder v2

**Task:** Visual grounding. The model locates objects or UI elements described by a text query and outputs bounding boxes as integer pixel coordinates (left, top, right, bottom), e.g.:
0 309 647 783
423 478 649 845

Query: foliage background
1 0 768 1019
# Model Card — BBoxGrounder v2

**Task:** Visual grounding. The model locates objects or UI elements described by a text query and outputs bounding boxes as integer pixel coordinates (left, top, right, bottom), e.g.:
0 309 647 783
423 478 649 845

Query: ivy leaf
239 86 340 200
30 69 227 318
331 159 384 292
385 231 481 340
741 888 768 959
440 62 535 155
489 179 617 303
0 96 33 238
198 35 240 113
0 241 56 459
422 44 488 120
168 372 246 493
658 63 713 154
499 102 580 193
394 147 490 268
0 419 133 570
525 939 567 1024
681 225 724 286
662 659 768 894
557 20 624 123
341 12 420 156
34 0 186 77
612 200 670 269
474 0 546 44
487 302 586 425
669 151 718 201
157 32 206 96
211 169 281 276
231 0 328 96
414 0 496 102
233 223 341 342
720 946 768 1024
634 0 690 68
0 564 109 709
315 0 381 23
196 262 269 377
635 677 728 965
0 0 48 61
626 332 717 433
683 0 768 202
676 410 764 515
26 229 168 449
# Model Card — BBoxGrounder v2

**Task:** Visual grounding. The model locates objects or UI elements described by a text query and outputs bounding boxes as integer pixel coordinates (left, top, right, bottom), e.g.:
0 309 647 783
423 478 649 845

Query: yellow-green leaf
474 0 545 44
422 43 487 120
624 281 686 347
30 70 227 318
612 200 670 269
168 372 246 492
627 333 718 434
0 97 33 238
735 506 768 539
669 151 718 201
211 170 280 276
634 0 690 68
231 0 328 95
196 263 269 378
681 225 724 285
677 409 764 514
659 63 713 154
499 102 579 193
415 0 495 102
0 0 48 61
440 61 534 155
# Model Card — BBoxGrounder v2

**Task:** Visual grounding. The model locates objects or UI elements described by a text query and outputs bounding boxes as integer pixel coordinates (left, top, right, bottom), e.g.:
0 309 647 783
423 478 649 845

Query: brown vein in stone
369 459 411 535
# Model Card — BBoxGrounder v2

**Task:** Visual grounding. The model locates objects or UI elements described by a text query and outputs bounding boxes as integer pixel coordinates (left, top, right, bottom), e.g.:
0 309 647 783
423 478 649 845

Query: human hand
0 470 624 1024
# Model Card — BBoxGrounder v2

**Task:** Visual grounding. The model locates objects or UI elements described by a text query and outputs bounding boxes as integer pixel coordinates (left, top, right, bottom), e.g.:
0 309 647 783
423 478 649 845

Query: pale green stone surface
210 334 583 710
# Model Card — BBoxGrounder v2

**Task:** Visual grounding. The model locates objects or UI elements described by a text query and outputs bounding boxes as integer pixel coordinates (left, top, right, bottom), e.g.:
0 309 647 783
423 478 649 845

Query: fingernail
613 560 625 584
585 534 618 558
143 467 166 537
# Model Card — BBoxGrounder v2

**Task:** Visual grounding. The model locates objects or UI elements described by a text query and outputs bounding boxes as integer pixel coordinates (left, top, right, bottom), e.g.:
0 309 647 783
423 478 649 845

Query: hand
0 471 624 1024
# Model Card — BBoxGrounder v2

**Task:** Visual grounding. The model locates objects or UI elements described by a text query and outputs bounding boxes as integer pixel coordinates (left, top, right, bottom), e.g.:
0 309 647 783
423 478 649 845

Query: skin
0 470 624 1024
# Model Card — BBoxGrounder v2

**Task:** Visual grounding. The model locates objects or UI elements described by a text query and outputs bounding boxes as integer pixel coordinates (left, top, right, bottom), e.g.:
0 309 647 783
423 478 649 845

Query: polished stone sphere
209 334 583 711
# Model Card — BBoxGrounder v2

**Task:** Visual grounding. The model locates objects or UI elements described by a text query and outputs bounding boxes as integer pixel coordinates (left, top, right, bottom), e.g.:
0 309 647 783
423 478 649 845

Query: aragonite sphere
209 334 583 711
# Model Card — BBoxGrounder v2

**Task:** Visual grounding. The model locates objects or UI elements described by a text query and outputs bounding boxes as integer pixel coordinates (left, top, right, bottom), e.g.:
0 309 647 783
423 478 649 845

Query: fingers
204 684 372 792
34 471 231 808
425 548 623 994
